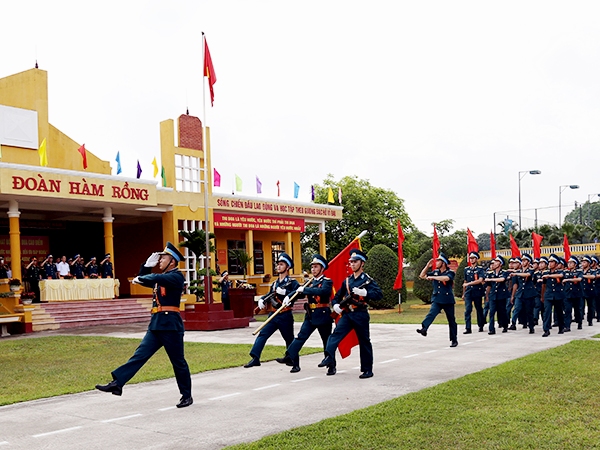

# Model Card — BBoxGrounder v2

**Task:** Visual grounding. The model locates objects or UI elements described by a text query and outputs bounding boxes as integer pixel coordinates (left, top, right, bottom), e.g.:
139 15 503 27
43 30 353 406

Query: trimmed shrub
413 250 433 304
364 244 406 309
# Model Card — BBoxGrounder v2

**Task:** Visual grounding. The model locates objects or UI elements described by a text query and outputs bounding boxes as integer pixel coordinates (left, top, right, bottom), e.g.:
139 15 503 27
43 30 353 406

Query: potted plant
189 268 221 302
20 292 34 305
228 249 253 279
8 278 21 292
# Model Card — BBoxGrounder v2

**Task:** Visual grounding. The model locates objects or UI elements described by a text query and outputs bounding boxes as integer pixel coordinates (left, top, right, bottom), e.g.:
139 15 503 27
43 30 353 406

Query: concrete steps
184 303 250 331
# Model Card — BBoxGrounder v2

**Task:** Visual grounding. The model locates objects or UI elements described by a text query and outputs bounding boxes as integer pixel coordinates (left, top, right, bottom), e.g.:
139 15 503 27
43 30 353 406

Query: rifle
252 278 294 314
252 277 313 336
331 277 372 319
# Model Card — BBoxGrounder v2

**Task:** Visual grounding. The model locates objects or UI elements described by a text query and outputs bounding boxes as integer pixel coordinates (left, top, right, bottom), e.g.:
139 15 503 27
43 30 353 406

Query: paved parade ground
1 322 598 449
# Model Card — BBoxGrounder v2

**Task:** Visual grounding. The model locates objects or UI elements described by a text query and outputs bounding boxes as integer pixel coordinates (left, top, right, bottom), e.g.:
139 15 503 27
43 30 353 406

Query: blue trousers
464 292 485 330
286 319 331 366
421 302 457 342
563 297 580 330
112 330 191 398
250 310 294 359
488 298 509 333
512 295 535 329
584 296 596 324
543 299 564 333
325 310 372 372
533 295 544 323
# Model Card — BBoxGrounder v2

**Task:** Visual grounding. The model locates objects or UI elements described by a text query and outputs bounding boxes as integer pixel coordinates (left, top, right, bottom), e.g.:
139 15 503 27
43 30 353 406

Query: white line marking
0 441 9 446
101 414 143 423
291 376 316 383
352 366 360 370
33 426 83 438
404 354 419 358
158 406 176 411
253 384 281 391
424 350 437 354
209 392 241 401
476 339 488 342
379 359 398 364
336 370 347 373
463 342 473 345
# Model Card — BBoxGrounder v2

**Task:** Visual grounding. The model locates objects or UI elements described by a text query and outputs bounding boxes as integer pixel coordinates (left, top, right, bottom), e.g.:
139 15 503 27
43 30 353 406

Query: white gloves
296 286 305 293
333 304 343 315
144 252 161 268
352 287 367 297
132 276 142 285
276 286 286 296
258 299 266 310
282 296 292 307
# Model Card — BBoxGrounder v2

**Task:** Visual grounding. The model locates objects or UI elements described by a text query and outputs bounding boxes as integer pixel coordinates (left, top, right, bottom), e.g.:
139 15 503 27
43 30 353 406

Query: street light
559 184 579 227
518 170 542 230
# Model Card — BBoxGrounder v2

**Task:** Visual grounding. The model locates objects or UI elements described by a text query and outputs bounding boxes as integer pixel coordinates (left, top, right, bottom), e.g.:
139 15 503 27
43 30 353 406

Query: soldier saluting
276 254 333 373
319 249 382 379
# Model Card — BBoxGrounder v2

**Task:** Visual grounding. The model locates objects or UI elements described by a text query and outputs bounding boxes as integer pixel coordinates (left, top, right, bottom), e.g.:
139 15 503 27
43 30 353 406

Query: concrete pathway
1 321 598 449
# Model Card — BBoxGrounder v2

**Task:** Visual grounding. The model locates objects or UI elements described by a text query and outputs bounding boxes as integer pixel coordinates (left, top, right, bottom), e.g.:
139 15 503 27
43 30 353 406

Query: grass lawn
0 336 321 406
228 339 600 449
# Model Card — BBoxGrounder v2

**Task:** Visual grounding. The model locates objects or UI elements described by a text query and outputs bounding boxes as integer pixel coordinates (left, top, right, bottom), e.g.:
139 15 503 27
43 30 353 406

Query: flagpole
201 31 212 303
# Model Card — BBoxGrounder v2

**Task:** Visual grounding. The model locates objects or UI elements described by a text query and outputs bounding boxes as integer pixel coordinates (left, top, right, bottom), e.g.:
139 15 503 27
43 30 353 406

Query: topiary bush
364 244 406 309
413 249 433 304
453 257 468 298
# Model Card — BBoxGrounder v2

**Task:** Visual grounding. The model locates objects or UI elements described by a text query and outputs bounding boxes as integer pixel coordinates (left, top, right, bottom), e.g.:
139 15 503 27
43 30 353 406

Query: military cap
47 254 53 259
494 255 506 265
309 254 328 270
513 256 522 264
74 254 80 260
349 249 368 262
221 270 229 277
592 256 600 264
569 255 579 265
468 251 480 259
539 256 549 264
583 255 593 264
277 252 294 269
104 253 111 258
160 241 184 263
549 253 561 263
436 252 450 266
522 253 533 263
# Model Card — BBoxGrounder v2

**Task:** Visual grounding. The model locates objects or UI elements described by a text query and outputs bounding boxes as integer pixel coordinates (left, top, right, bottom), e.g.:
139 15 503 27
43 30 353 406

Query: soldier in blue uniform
541 253 565 337
506 258 519 323
96 242 193 408
580 256 596 326
563 256 583 331
86 257 99 277
70 254 85 279
276 254 333 373
0 256 9 278
319 249 382 378
532 258 544 325
592 256 600 324
462 251 486 333
25 256 42 303
484 255 510 334
245 252 299 368
509 253 537 333
100 253 114 278
41 254 58 279
416 253 458 346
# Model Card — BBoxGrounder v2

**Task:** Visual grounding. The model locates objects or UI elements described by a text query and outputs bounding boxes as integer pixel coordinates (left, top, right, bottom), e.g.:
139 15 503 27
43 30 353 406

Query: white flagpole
201 31 212 303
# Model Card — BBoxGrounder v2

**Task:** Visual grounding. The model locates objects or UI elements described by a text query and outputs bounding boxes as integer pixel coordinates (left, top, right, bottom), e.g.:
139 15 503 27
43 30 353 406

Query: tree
476 232 491 251
364 244 407 309
228 249 253 278
302 175 414 262
565 201 600 227
179 229 215 268
412 250 433 304
453 257 468 298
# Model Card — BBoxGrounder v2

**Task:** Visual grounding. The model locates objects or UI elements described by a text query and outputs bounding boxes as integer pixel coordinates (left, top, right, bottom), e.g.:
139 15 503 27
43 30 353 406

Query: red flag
204 35 217 106
432 225 440 261
509 234 520 258
276 180 280 197
78 144 87 170
532 232 543 259
563 234 571 262
467 228 478 266
324 237 362 358
393 221 405 290
490 231 497 259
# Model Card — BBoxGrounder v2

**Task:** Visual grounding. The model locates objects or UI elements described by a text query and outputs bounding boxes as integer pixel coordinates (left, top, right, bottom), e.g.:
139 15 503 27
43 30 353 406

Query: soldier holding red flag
319 249 382 379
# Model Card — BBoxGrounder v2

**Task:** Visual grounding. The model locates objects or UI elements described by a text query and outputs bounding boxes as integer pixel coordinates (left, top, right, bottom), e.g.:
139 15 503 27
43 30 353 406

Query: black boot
275 355 293 366
416 328 427 337
318 356 333 367
176 396 193 408
290 366 301 373
244 357 261 368
95 380 122 396
326 366 336 376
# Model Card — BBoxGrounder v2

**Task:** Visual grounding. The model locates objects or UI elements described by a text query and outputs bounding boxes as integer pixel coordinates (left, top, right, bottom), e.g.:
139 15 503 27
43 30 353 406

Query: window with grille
174 154 201 192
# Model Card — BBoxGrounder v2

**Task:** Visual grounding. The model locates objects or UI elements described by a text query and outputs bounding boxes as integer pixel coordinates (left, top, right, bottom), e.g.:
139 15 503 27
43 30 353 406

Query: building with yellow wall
0 67 342 332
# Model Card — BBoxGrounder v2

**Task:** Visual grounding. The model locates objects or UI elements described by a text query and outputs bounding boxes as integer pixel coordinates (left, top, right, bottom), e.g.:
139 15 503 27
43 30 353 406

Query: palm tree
228 249 253 278
179 229 215 269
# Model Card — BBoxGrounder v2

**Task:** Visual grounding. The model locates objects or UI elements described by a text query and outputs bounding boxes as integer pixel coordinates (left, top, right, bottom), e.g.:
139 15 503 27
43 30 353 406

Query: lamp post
518 170 542 230
559 184 579 227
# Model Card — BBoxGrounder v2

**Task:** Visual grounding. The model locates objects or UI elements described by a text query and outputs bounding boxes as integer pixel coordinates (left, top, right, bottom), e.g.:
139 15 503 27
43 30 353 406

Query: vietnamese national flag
393 221 405 290
78 144 87 169
563 234 571 262
467 228 478 266
203 35 217 106
532 232 543 259
432 225 440 261
324 237 362 359
509 234 520 258
490 231 497 259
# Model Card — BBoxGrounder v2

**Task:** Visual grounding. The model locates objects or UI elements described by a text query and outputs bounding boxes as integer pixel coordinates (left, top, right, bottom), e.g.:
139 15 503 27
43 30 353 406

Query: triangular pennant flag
311 185 315 201
490 231 497 259
509 234 520 258
152 157 159 178
563 234 571 262
327 187 334 203
294 182 299 199
38 138 48 167
213 168 221 187
393 221 405 290
532 232 543 259
432 225 440 261
277 180 280 197
338 187 342 204
116 152 122 175
136 160 142 179
204 34 217 106
256 176 262 194
161 166 167 187
78 144 87 170
467 228 478 266
235 174 242 192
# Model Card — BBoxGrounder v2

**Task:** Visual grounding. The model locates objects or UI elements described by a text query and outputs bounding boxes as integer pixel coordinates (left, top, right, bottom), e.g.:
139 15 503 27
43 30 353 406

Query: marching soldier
509 253 537 333
96 242 193 408
533 258 545 325
541 253 565 337
276 254 333 373
417 253 458 346
319 249 382 378
100 254 114 278
593 256 600 324
245 253 299 368
484 255 510 334
581 256 596 326
462 251 486 333
563 256 583 331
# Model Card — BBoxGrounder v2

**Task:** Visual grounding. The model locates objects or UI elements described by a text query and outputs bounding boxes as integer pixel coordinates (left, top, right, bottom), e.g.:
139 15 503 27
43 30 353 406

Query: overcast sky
3 0 600 237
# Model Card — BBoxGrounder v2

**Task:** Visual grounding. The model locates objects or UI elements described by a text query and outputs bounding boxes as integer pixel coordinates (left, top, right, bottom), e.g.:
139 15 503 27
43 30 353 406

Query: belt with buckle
151 306 181 314
309 303 329 309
